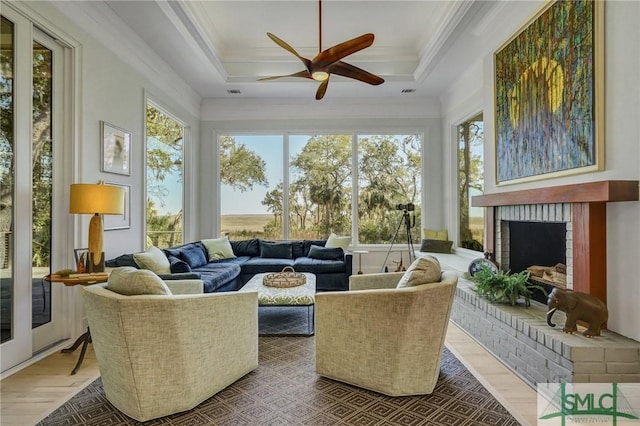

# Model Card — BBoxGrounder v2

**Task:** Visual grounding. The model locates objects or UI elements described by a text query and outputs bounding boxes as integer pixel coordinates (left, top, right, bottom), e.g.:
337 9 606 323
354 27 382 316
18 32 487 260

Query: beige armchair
81 271 258 422
315 270 458 396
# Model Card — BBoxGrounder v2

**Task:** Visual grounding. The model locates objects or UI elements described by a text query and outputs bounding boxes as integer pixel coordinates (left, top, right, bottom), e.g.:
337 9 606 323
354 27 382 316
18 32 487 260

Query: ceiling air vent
401 89 416 94
227 89 242 94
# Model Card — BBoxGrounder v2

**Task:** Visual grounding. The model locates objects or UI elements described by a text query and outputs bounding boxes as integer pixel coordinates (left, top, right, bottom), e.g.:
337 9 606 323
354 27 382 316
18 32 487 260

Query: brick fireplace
449 180 640 386
473 180 640 304
496 204 570 303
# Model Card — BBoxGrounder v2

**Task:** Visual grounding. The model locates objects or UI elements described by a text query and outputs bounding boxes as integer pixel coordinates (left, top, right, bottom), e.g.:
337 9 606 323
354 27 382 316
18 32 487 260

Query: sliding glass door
1 8 66 373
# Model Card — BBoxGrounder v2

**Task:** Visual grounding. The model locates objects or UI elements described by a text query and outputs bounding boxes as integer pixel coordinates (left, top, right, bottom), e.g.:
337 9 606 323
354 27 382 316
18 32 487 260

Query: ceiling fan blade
315 78 330 100
258 70 313 81
329 61 384 85
266 33 311 70
312 33 374 67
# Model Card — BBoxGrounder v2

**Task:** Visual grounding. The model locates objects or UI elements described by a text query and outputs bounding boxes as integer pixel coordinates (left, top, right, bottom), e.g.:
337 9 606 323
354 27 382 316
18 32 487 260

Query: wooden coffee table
239 272 315 335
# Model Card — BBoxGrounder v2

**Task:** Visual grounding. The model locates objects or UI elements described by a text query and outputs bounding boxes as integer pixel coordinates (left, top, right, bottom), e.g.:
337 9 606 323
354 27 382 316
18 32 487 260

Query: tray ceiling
87 1 503 100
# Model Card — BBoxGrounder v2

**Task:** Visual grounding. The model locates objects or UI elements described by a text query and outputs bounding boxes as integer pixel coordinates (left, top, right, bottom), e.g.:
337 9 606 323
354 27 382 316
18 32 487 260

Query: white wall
19 1 202 260
15 1 202 336
442 1 640 341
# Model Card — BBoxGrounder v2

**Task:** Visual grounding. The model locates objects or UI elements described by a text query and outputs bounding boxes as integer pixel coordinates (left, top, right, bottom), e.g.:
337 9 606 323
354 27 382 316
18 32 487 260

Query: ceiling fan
259 0 384 100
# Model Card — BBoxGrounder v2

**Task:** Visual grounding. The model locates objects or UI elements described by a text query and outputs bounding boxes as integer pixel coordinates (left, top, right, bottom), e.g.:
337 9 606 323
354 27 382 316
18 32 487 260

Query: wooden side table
46 273 109 287
44 273 108 375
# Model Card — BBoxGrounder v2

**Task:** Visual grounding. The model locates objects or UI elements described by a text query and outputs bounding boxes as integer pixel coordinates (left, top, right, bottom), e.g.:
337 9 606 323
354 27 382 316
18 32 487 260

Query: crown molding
50 1 201 118
414 0 476 83
156 1 228 82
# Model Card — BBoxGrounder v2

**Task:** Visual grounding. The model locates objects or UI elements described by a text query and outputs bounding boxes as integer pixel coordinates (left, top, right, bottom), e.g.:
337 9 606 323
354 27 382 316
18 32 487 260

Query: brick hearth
442 181 640 385
449 274 640 387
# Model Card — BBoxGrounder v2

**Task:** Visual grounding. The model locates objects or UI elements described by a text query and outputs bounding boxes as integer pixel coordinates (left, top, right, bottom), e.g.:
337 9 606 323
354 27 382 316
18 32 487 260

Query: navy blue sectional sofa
107 238 352 293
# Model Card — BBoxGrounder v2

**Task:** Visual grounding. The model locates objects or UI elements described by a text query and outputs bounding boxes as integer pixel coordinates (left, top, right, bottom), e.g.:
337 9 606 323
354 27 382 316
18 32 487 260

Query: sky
153 175 183 216
159 132 485 218
220 134 333 216
221 135 285 216
148 137 184 216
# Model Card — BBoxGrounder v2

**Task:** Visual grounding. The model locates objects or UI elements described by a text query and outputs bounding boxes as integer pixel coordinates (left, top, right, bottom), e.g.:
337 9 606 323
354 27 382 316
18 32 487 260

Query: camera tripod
381 208 416 272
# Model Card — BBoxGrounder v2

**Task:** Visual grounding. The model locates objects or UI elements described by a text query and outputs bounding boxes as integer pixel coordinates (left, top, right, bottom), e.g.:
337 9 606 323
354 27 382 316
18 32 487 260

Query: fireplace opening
508 221 566 304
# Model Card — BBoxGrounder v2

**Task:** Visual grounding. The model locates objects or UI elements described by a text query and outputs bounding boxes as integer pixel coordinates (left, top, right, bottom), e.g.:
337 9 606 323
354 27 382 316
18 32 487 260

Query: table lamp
69 181 125 272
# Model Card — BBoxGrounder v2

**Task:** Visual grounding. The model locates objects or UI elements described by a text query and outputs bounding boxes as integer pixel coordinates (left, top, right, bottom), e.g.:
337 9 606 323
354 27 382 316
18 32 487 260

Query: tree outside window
145 104 184 248
357 134 421 245
288 134 352 240
220 135 275 239
458 114 484 251
219 133 422 244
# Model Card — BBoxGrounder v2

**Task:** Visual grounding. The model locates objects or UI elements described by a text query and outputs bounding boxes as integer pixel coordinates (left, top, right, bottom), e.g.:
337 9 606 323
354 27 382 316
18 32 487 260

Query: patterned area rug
39 336 519 426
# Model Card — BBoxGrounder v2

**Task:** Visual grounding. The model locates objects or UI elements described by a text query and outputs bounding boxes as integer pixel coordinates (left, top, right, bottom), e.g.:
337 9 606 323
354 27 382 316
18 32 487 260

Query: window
1 21 56 341
458 113 484 251
145 104 184 248
1 9 67 359
357 134 421 245
31 40 53 328
220 135 277 239
289 134 352 240
219 132 422 244
1 16 15 343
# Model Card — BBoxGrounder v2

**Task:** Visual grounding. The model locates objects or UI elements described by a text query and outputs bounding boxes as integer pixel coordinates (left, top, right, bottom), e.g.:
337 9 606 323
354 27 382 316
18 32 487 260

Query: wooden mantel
472 180 639 207
471 180 639 306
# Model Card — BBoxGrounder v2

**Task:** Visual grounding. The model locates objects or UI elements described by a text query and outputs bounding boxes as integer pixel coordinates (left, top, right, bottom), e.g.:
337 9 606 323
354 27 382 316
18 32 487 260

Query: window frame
144 96 189 248
216 129 425 246
456 108 487 256
1 5 76 370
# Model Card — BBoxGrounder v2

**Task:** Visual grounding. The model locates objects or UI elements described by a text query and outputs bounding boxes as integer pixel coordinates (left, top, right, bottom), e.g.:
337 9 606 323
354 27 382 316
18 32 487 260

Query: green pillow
107 267 172 295
201 237 236 261
396 255 442 288
133 246 171 275
325 232 351 249
423 228 448 241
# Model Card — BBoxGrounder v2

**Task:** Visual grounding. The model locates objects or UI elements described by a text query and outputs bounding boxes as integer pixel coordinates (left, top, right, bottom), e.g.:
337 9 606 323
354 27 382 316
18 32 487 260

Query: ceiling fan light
312 71 329 81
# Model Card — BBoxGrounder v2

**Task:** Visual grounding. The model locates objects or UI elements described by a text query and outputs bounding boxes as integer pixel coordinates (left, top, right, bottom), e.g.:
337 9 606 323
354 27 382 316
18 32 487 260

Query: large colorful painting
494 0 603 184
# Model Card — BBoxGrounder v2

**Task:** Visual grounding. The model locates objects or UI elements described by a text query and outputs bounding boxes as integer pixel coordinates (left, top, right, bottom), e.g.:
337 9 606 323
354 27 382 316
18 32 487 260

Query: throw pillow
308 245 344 261
303 240 327 256
325 232 351 249
178 244 208 268
168 255 191 273
420 239 453 254
423 228 448 241
133 246 171 275
230 238 260 257
396 255 442 288
260 241 293 259
291 241 305 258
106 253 138 268
202 237 236 261
107 267 172 296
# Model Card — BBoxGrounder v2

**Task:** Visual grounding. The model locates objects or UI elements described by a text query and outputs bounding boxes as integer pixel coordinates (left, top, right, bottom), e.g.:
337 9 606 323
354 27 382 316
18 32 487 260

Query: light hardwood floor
0 322 538 426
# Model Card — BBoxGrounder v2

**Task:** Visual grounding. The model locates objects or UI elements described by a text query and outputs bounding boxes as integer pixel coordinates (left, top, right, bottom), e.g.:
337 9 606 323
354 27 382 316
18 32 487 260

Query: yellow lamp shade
69 183 125 215
69 182 125 272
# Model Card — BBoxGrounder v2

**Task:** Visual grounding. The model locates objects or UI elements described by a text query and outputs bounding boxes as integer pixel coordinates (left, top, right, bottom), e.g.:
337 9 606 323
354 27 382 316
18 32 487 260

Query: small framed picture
74 248 88 267
101 121 131 176
104 183 130 230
